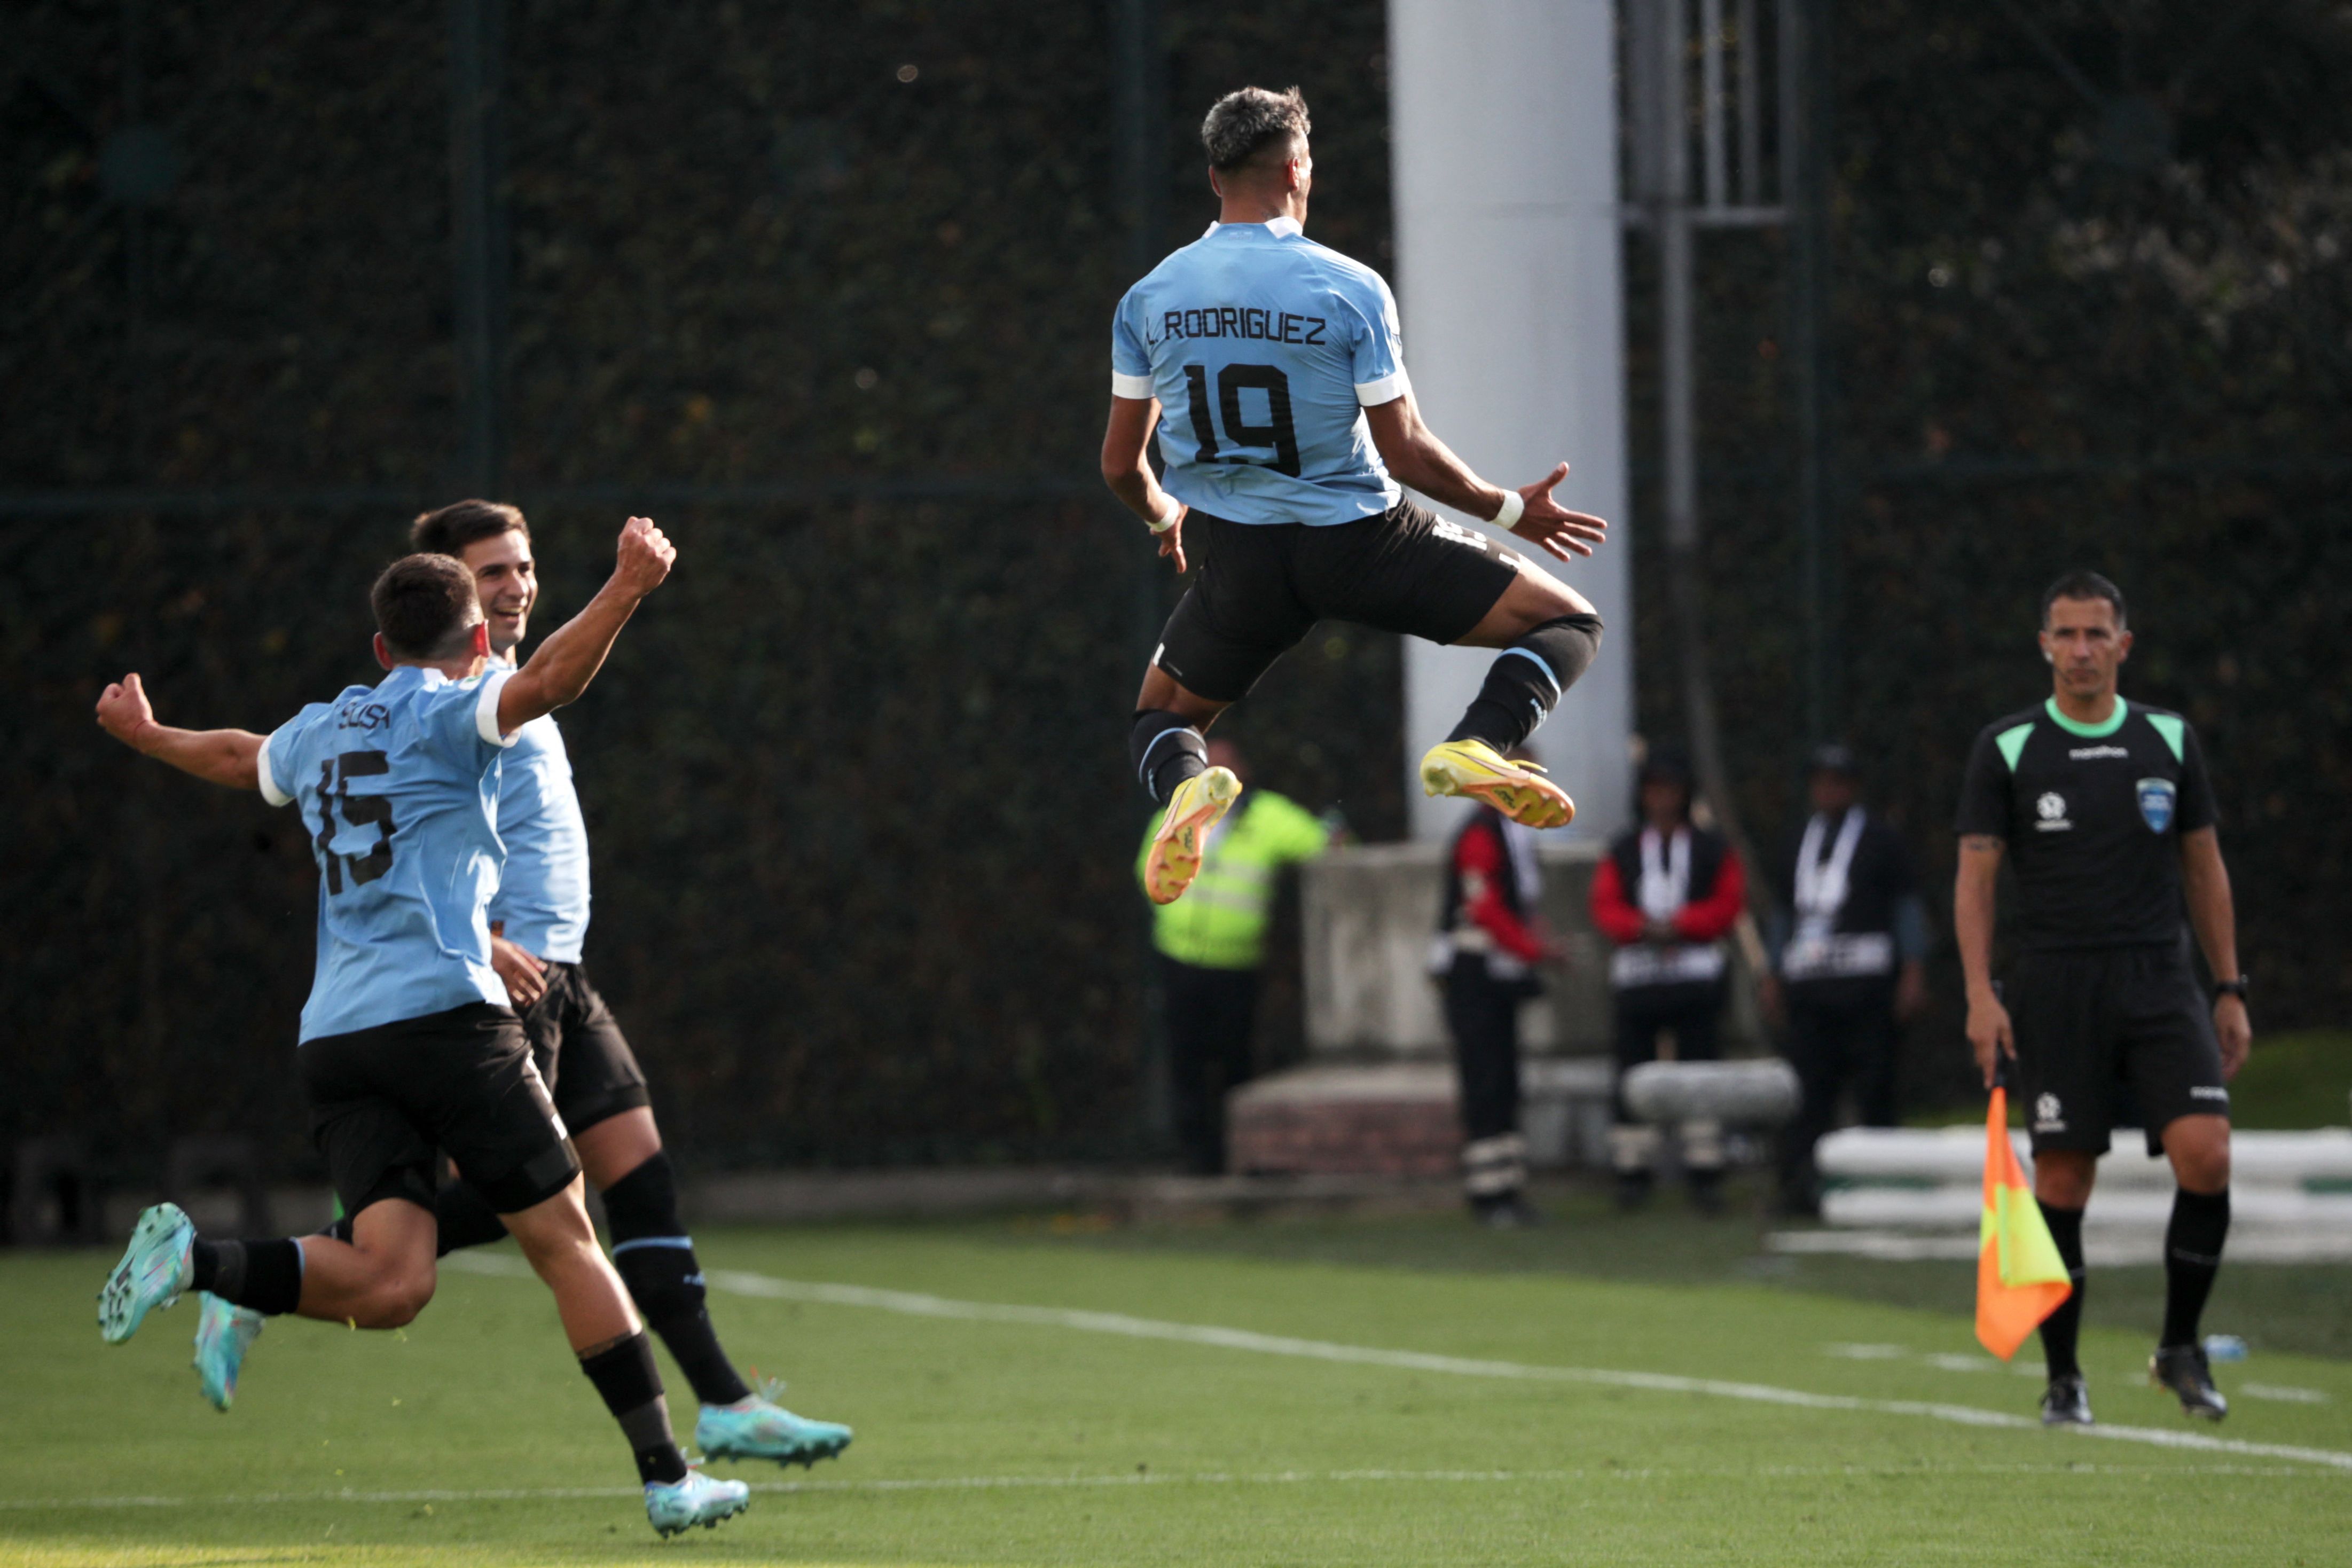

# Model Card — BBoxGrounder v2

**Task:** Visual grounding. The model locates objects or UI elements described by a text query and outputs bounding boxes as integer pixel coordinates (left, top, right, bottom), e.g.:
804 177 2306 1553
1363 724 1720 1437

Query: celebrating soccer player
1103 87 1610 904
402 499 850 1469
92 520 754 1536
1954 571 2251 1428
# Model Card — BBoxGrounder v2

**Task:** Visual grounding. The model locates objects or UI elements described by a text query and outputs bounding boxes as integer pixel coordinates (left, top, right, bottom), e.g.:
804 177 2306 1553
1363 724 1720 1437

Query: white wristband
1147 497 1182 535
1489 489 1525 529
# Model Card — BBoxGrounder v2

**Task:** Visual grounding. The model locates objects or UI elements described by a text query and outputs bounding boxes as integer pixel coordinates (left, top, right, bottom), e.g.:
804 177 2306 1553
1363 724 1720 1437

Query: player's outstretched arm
1362 393 1609 563
94 673 265 790
497 516 676 734
2180 826 2251 1077
1954 834 2013 1087
1101 395 1190 572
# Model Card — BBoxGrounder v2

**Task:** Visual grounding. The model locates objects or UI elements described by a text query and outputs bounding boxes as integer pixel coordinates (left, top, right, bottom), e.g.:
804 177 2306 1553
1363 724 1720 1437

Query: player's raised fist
95 672 155 744
614 515 676 596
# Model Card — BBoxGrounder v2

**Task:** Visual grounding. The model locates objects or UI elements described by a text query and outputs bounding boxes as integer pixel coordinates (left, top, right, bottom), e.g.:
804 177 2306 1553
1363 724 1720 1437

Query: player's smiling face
2039 594 2131 700
459 529 538 658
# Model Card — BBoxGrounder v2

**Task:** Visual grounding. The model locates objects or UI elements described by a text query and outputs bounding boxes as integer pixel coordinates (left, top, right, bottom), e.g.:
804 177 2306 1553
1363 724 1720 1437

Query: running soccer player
1955 571 2250 1428
92 522 752 1536
401 498 849 1469
1104 87 1610 903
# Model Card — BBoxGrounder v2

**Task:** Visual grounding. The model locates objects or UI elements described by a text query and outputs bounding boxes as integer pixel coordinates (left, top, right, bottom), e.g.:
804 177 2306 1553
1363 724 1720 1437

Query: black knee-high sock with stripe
190 1237 305 1315
1446 613 1603 752
2161 1187 2230 1349
604 1153 752 1407
578 1330 689 1485
1131 710 1208 803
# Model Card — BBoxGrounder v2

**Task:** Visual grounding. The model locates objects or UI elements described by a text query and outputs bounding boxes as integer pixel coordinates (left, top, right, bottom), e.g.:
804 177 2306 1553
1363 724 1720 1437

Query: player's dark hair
1202 85 1311 173
2040 570 2126 628
411 498 529 558
371 552 484 660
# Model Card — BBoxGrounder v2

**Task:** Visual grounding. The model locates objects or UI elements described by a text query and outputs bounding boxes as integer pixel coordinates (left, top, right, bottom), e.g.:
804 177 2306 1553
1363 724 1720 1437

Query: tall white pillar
1388 0 1632 842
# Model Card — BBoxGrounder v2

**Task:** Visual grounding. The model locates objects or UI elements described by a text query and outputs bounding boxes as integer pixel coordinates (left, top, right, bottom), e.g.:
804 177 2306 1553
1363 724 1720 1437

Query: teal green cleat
193 1292 264 1410
644 1467 750 1536
696 1381 853 1468
99 1203 195 1345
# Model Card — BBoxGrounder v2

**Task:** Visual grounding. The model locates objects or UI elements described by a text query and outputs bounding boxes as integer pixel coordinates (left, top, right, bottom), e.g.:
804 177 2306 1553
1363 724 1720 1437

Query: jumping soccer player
1104 86 1609 903
1955 571 2250 1428
93 522 752 1536
401 498 850 1468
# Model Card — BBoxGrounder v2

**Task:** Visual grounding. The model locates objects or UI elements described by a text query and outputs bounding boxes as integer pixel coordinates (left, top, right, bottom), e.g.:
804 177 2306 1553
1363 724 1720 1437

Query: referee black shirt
1955 697 2216 950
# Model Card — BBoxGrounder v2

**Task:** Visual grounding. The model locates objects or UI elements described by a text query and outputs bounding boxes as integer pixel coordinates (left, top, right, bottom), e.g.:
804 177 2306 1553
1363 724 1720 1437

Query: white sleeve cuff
475 668 520 748
256 745 292 807
1111 369 1155 399
1354 369 1409 407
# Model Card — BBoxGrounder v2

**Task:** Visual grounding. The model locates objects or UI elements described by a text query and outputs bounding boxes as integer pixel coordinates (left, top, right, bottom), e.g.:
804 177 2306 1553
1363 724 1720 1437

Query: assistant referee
1955 571 2251 1428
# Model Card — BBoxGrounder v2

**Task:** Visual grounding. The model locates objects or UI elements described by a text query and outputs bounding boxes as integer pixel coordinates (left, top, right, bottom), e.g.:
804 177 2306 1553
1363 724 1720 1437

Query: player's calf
1446 613 1603 757
603 1151 754 1409
1131 709 1209 804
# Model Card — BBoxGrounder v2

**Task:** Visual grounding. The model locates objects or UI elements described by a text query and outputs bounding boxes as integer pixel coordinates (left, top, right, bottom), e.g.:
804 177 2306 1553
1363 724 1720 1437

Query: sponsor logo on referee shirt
2034 791 2071 832
2035 1093 2066 1132
2191 1085 2230 1103
2068 744 2129 759
2136 777 2177 833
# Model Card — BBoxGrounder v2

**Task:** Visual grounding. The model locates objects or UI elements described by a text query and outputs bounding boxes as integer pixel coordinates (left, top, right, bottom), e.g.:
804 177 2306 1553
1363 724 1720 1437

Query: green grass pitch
3 1219 2346 1566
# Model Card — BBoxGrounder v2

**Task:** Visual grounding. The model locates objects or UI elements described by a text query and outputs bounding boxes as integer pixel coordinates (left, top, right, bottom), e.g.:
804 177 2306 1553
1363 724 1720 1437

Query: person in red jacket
1589 750 1746 1211
1433 769 1559 1227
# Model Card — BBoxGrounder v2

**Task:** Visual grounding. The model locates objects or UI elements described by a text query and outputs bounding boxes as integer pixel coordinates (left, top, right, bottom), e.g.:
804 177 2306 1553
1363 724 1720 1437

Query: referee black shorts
1154 499 1525 703
2006 944 2229 1158
520 962 651 1135
300 1002 581 1221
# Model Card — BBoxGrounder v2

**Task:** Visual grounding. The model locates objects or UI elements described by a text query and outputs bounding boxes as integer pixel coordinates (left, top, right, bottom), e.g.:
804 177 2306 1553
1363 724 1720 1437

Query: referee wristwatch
2213 975 2251 1002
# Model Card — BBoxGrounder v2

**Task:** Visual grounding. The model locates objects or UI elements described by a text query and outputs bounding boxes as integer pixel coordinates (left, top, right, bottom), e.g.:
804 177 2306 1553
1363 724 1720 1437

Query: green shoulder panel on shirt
1995 722 2034 772
2144 710 2186 762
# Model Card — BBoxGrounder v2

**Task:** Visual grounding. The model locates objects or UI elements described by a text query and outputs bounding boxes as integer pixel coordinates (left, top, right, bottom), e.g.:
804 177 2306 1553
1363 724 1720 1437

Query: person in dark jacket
1762 744 1931 1217
1588 751 1746 1212
1433 766 1558 1227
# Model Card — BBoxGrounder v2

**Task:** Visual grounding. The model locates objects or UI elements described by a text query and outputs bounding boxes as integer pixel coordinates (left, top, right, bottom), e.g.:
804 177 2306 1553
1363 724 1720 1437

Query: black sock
604 1153 752 1407
1131 709 1208 803
190 1237 305 1316
2037 1201 2088 1381
578 1331 688 1486
2161 1187 2230 1349
1445 613 1603 751
433 1178 511 1258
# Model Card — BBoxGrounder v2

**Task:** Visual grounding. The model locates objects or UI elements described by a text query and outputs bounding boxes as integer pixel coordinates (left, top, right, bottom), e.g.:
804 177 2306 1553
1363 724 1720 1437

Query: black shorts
521 962 650 1133
2006 945 2228 1157
300 1002 581 1220
1155 499 1525 703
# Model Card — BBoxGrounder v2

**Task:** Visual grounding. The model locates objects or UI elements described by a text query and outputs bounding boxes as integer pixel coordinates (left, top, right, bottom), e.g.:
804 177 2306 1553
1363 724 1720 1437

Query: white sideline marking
2241 1384 2331 1405
1825 1343 2054 1381
438 1253 2352 1473
6 1461 2341 1512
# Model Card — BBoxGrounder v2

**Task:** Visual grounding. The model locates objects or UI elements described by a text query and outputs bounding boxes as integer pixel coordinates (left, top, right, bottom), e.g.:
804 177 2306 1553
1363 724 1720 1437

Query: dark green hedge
6 1 2346 1176
2 0 1397 1177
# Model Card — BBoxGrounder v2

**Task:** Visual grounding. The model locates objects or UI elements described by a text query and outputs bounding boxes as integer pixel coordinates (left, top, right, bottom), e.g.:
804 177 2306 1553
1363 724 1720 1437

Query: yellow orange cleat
1420 739 1575 829
1143 766 1243 905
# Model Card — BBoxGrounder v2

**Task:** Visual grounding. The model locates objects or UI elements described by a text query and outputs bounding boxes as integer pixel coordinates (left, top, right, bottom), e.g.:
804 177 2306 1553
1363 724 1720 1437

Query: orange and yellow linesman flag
1975 1085 2073 1359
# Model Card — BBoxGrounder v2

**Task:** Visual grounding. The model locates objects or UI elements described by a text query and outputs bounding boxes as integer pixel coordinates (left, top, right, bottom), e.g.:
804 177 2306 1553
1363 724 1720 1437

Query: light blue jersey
1111 216 1406 528
487 711 591 963
259 663 518 1042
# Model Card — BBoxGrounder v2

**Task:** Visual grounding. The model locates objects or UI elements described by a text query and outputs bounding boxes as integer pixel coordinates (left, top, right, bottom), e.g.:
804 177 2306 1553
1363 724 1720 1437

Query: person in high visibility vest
1138 739 1335 1173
